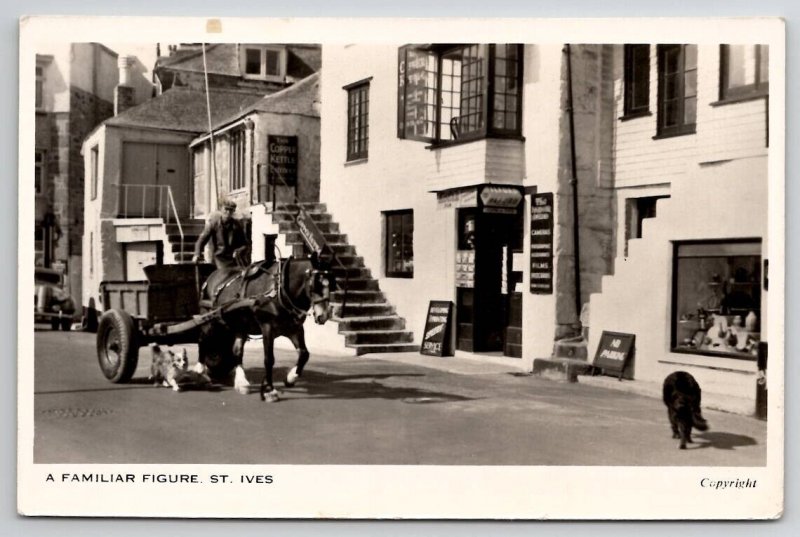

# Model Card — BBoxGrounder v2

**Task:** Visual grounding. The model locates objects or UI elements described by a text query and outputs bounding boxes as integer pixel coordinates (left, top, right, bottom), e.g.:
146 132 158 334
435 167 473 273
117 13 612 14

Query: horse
196 253 335 402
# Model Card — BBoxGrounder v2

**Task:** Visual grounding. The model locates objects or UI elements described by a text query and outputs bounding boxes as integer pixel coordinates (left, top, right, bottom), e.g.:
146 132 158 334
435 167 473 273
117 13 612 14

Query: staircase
269 202 419 356
165 219 206 263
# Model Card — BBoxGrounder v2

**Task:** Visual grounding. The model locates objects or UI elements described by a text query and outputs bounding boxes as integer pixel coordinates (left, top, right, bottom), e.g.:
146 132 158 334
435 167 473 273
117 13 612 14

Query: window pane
683 96 697 125
664 100 680 127
684 44 698 70
759 45 769 83
684 70 697 97
266 50 280 76
245 49 261 74
385 211 413 277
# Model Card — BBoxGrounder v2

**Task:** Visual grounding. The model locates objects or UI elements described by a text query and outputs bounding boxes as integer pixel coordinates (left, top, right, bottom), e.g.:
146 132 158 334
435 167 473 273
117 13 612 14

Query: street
32 329 767 466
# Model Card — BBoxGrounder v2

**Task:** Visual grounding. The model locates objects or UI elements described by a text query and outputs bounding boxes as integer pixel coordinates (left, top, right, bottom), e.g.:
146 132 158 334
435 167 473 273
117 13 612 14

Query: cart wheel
97 309 139 383
199 327 236 381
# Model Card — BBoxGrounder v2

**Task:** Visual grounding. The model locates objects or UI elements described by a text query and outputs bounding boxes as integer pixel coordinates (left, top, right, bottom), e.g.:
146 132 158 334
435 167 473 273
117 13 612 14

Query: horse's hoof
285 367 299 387
235 385 250 395
263 390 280 403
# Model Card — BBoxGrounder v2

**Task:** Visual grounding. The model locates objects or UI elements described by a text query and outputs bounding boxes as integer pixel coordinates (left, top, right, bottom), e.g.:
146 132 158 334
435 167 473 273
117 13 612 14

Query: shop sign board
593 331 636 380
268 135 298 187
530 193 553 294
481 186 523 214
437 188 478 210
295 211 325 255
420 300 454 357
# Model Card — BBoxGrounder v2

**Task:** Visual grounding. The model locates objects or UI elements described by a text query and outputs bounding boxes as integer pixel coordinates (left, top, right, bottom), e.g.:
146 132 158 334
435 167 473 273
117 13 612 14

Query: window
241 46 286 81
623 44 651 117
35 65 44 110
672 240 762 360
656 44 697 137
229 129 246 191
90 146 99 200
385 210 413 278
345 81 369 161
398 44 523 143
35 150 44 195
720 44 768 101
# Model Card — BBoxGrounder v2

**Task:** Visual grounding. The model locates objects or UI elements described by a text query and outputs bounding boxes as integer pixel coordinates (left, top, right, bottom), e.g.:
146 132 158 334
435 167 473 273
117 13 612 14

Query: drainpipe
564 44 582 327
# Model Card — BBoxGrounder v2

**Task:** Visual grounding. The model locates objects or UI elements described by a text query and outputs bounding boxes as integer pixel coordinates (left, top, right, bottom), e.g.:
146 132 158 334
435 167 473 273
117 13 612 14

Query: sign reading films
530 193 554 294
268 135 298 187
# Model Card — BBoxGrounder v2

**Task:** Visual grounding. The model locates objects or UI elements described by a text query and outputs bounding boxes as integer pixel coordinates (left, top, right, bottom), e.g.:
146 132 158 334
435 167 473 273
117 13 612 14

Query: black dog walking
662 371 709 449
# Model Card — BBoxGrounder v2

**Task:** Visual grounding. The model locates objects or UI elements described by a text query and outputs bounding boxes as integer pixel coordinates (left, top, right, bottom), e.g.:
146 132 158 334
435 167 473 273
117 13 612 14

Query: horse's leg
232 333 250 395
259 325 279 403
285 328 310 388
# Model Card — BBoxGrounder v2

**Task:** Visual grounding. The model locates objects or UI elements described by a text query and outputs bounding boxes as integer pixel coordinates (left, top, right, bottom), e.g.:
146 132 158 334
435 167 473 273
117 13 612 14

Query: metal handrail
166 186 184 263
115 184 185 263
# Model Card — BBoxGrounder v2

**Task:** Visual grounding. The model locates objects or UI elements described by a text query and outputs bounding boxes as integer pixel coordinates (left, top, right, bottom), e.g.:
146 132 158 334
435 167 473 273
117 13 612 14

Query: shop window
242 46 286 81
345 80 370 161
35 150 44 195
719 44 768 101
623 44 650 118
672 240 762 360
384 210 413 278
229 129 246 191
656 44 697 138
397 44 523 144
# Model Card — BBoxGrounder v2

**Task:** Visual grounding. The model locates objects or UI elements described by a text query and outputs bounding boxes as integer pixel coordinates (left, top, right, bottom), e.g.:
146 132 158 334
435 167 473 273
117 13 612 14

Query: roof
155 44 240 77
104 86 267 133
213 72 320 129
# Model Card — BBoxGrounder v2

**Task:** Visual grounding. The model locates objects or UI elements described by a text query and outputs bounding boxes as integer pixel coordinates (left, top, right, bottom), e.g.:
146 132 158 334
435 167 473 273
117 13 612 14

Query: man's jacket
194 212 249 267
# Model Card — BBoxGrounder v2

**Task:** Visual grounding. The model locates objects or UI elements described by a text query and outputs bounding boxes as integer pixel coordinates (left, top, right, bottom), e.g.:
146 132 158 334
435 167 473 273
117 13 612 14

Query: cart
96 264 252 383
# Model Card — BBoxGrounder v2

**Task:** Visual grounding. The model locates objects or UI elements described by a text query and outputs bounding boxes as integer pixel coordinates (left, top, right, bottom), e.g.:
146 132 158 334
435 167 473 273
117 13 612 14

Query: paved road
31 329 767 465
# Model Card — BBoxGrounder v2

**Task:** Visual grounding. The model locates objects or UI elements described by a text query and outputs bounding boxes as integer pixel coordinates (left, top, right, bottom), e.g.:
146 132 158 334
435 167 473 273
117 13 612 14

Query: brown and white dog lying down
662 371 709 449
149 345 211 392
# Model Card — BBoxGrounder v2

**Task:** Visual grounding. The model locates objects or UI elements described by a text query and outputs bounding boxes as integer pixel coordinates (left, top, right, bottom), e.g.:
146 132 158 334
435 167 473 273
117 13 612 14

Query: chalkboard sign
593 331 635 380
420 300 454 357
530 193 554 294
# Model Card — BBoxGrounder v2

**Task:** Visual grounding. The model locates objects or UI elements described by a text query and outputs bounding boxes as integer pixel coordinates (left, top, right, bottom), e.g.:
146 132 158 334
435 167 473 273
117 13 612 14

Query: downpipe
564 44 583 330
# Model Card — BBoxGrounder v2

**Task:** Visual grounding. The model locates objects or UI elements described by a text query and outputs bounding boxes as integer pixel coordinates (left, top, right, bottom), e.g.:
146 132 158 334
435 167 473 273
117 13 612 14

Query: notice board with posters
530 193 554 294
593 331 636 380
420 300 454 357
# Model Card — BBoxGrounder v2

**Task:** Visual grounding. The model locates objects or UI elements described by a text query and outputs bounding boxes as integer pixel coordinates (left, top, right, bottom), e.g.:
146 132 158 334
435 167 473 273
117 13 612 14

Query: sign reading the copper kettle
530 192 554 294
268 135 298 187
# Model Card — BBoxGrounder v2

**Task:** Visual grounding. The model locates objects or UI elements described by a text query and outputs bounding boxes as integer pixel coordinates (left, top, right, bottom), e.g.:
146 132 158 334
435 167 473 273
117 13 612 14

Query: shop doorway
455 198 523 356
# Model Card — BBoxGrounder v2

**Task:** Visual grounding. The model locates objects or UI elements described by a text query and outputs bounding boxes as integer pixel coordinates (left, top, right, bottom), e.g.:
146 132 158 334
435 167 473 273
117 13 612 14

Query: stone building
316 43 770 413
34 43 153 305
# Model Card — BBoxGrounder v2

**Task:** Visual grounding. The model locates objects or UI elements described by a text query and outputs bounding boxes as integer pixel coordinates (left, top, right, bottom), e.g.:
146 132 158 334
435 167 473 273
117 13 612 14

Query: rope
202 43 220 207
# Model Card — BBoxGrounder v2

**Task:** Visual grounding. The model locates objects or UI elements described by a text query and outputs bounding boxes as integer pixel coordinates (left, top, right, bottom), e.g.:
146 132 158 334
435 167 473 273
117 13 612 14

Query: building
34 43 153 306
318 43 769 413
81 44 321 324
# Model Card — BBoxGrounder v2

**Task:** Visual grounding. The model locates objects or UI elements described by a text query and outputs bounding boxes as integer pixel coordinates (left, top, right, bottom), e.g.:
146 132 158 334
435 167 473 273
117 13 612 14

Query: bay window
398 44 523 144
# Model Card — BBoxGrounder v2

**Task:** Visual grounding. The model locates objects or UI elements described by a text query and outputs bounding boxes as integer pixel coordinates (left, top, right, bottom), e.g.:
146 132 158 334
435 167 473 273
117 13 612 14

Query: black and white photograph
18 16 785 519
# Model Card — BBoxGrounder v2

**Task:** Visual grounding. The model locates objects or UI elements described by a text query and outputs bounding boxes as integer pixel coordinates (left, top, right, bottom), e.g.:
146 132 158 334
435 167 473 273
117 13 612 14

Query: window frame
622 44 651 119
35 150 44 195
241 45 286 82
718 44 769 103
397 44 523 146
345 79 370 162
655 44 698 139
384 209 414 279
228 129 246 192
670 239 762 361
90 146 99 200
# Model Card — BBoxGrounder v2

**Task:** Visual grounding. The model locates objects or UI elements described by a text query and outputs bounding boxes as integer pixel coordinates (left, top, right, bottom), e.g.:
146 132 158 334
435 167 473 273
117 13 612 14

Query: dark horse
197 254 335 402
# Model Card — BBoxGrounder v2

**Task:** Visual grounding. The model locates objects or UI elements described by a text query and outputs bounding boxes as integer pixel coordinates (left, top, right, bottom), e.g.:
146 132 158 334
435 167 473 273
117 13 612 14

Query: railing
116 184 185 262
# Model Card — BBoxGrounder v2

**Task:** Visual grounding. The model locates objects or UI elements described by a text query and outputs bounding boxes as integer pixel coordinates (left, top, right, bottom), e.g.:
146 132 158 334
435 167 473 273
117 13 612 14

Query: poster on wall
530 192 554 294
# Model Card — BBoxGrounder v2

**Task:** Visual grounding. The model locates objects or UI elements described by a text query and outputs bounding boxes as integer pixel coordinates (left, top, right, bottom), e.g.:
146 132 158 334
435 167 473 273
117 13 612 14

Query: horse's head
306 253 336 325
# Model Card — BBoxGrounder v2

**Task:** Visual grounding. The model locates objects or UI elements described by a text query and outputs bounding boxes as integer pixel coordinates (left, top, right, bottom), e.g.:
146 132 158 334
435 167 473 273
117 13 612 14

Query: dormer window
241 45 286 82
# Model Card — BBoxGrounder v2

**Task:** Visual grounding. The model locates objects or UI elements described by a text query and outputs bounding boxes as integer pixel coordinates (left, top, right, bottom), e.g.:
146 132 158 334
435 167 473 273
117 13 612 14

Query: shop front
439 184 524 357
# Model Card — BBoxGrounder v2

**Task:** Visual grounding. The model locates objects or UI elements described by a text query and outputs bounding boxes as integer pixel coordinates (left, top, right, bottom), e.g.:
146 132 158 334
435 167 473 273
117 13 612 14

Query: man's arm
192 217 216 261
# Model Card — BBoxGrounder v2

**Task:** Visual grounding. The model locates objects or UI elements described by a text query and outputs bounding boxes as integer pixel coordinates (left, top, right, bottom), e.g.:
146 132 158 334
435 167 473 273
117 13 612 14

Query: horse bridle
276 263 332 321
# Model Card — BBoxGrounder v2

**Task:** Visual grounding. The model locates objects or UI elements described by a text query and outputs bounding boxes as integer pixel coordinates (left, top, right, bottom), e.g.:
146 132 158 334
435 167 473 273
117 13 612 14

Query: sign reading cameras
530 193 554 294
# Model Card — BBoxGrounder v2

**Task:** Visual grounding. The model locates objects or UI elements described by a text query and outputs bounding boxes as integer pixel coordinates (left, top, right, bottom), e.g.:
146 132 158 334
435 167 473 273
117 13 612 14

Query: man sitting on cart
192 198 251 271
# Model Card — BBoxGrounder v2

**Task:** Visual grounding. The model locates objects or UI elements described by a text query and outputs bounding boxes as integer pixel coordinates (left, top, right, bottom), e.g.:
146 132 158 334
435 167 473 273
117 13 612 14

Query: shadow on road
35 376 224 395
694 431 759 451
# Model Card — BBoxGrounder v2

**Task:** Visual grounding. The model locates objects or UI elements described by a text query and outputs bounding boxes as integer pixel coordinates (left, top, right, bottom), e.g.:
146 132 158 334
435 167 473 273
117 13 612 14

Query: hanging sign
420 300 454 357
295 211 326 255
480 186 523 214
593 331 636 380
268 135 298 187
530 193 554 294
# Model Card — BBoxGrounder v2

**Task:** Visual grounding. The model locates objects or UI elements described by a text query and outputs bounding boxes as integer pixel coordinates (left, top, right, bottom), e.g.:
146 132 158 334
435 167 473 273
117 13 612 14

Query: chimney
114 56 135 115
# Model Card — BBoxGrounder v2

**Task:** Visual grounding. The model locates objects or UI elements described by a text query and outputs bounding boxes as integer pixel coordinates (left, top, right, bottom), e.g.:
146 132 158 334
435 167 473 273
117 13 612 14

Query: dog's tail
693 412 709 431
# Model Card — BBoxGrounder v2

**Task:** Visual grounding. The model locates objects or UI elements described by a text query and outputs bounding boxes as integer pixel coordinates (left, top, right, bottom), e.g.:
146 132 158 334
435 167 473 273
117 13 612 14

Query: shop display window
672 240 761 359
384 210 413 278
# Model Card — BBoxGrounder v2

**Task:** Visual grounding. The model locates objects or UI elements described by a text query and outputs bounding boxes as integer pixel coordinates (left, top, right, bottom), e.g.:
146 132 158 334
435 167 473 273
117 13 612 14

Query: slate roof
104 86 266 133
155 44 240 77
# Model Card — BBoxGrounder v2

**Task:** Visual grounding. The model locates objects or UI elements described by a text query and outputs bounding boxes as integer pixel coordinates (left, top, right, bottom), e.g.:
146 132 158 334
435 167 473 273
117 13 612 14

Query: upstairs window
656 44 697 138
35 150 44 195
241 46 286 82
720 44 769 101
345 80 370 161
623 44 651 118
398 44 523 144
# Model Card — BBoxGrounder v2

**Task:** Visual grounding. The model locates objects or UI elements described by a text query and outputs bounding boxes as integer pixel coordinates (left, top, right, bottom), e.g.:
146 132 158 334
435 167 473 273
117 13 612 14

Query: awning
480 186 523 211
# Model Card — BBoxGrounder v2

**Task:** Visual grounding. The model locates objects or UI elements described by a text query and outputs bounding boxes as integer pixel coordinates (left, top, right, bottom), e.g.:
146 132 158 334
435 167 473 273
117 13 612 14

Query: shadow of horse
693 431 759 451
237 367 475 404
